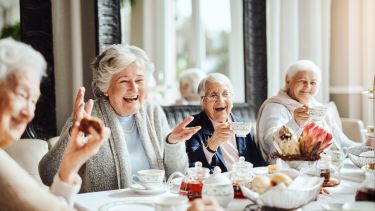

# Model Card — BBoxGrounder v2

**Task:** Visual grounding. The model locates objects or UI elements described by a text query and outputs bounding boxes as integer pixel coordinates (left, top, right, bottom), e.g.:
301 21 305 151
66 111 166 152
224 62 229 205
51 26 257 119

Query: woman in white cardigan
39 44 201 193
256 60 356 162
0 39 110 210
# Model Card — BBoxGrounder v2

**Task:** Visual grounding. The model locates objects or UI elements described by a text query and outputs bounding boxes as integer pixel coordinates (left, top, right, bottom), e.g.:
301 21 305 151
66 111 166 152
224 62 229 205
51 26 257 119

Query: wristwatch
205 142 216 153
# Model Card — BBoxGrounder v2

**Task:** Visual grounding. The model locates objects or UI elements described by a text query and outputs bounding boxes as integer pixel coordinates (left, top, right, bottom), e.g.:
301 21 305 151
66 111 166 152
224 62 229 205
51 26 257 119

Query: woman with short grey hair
39 44 201 193
256 60 356 162
186 73 266 172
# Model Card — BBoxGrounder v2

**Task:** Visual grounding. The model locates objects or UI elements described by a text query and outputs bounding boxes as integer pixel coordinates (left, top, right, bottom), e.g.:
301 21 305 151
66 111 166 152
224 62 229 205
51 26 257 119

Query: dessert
251 175 271 193
79 117 103 134
271 173 292 186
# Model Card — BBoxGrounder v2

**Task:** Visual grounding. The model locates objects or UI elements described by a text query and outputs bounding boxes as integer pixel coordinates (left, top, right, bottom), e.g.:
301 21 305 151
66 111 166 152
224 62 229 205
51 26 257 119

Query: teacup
154 196 188 211
132 169 165 190
308 106 328 121
232 122 252 137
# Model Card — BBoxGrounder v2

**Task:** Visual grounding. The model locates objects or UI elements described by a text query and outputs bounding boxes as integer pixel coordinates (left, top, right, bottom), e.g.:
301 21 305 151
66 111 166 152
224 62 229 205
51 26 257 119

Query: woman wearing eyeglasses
185 73 267 172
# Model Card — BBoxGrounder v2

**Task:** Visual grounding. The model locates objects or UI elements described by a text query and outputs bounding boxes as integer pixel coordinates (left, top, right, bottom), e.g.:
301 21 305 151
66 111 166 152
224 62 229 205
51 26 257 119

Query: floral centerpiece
272 122 333 161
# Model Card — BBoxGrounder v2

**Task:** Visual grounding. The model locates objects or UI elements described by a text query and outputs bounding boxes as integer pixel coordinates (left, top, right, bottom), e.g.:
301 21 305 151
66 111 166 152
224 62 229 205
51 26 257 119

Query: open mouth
214 106 226 112
123 95 139 102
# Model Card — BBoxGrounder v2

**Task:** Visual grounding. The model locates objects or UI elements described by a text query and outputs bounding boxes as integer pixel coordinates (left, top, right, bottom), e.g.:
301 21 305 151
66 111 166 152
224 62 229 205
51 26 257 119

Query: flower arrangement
272 122 333 161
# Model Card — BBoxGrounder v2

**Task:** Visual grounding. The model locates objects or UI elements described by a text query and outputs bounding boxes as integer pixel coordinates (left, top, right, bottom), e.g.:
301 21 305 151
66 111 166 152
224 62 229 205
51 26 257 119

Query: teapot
202 166 234 207
231 156 254 198
167 162 209 200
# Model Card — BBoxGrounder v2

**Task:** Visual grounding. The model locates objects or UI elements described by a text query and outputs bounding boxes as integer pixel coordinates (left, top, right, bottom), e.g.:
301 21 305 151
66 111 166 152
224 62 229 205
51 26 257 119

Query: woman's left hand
167 116 201 144
58 121 111 184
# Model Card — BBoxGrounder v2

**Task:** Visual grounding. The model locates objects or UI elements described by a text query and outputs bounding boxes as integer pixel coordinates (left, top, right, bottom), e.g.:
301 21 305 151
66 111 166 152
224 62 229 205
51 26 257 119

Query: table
75 160 365 211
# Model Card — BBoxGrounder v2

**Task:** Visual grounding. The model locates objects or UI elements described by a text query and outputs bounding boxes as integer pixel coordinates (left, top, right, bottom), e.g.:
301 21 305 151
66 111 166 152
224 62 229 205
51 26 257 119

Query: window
121 0 244 105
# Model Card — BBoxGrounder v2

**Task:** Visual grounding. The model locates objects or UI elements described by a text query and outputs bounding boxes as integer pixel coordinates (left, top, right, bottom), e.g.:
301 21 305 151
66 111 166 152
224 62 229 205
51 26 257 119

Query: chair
4 139 48 186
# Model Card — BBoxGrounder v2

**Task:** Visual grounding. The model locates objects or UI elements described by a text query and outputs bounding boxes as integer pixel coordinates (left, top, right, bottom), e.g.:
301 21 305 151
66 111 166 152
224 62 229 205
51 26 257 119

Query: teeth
124 96 138 100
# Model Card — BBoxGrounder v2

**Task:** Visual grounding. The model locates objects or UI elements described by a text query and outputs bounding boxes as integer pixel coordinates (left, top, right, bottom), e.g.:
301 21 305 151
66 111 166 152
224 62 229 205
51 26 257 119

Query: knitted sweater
39 98 188 193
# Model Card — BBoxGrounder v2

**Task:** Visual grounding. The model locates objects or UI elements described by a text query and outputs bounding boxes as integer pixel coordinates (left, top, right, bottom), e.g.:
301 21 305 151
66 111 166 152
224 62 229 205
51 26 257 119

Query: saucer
130 183 167 195
99 200 154 211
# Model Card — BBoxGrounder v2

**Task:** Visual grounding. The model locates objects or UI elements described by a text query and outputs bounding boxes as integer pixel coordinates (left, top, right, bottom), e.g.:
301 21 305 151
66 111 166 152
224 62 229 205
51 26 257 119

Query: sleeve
50 173 81 206
154 104 189 178
257 103 300 162
39 115 74 187
0 151 74 211
331 127 358 149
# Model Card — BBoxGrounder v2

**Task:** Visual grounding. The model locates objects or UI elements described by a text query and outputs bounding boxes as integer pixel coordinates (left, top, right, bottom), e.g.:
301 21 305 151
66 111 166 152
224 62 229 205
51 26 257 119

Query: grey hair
285 60 321 85
91 44 154 98
179 68 207 98
198 73 234 101
0 38 46 82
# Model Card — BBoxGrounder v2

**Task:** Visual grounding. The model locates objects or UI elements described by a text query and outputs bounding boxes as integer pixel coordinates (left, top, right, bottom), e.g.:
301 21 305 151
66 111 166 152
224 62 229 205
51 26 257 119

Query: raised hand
167 116 201 144
58 121 111 184
293 105 310 126
207 122 234 151
73 87 94 122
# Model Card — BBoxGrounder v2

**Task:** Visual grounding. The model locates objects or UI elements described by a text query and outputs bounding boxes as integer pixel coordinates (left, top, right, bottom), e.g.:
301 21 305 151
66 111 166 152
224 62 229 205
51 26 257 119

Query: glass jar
179 162 210 200
317 154 340 187
355 166 375 202
231 156 254 199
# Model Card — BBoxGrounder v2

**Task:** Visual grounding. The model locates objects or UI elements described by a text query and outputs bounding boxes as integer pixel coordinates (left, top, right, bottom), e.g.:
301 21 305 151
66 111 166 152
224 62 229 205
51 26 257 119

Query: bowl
347 146 375 168
241 175 323 209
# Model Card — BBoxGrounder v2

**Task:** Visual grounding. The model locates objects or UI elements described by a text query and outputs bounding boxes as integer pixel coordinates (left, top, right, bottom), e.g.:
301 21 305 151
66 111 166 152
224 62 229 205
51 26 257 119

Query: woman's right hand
293 105 310 126
70 87 94 135
207 122 233 151
58 121 110 185
73 87 94 122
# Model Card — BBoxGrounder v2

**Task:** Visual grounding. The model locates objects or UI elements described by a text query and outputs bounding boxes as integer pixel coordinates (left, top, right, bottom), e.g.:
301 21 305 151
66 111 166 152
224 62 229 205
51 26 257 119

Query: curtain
266 0 331 103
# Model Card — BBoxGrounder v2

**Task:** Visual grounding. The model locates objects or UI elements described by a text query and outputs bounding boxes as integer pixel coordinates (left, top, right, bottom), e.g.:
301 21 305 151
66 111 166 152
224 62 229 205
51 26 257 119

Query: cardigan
185 111 267 172
39 98 188 193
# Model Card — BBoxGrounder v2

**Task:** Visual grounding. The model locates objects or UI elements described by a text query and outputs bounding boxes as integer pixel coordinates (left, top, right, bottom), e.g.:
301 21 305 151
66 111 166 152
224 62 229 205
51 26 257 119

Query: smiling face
286 71 318 104
105 61 145 116
0 69 41 147
202 81 233 123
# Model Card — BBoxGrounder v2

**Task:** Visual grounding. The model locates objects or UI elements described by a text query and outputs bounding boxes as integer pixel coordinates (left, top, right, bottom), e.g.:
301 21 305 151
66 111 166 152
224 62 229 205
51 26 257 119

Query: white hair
198 73 234 102
285 60 321 83
91 44 154 98
0 38 46 82
179 68 207 99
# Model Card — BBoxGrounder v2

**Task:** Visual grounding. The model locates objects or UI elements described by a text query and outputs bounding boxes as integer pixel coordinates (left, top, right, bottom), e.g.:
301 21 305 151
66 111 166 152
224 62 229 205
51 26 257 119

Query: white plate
342 201 375 211
99 200 154 211
130 184 167 195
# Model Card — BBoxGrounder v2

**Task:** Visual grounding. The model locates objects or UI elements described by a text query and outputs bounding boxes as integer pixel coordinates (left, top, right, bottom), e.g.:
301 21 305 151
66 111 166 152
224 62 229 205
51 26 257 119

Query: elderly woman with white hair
185 73 266 172
0 39 110 209
176 68 207 105
256 60 357 162
39 44 201 193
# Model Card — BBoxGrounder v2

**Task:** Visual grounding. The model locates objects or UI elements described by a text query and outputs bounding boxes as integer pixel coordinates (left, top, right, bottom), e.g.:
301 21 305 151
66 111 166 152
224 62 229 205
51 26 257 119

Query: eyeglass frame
201 91 234 101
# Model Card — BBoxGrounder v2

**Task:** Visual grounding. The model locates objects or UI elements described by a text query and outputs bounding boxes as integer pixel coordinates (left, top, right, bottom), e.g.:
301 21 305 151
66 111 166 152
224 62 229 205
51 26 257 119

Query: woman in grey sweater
39 44 201 193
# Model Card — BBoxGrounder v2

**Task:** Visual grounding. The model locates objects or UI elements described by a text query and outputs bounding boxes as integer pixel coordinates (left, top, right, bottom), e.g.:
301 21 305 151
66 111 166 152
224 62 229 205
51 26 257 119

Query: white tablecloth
75 160 365 211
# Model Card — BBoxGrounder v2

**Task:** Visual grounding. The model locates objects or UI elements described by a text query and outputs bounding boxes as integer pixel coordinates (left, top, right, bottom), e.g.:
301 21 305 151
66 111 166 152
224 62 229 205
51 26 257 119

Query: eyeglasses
202 92 234 101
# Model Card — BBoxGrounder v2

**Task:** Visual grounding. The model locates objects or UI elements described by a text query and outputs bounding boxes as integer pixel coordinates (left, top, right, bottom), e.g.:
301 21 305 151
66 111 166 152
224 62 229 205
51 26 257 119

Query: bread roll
251 175 272 193
271 173 292 186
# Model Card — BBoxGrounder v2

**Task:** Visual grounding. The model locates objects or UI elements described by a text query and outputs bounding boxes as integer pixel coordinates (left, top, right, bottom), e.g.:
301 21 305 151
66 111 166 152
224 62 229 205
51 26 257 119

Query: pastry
79 116 103 134
271 173 292 186
251 175 272 193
